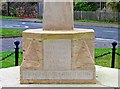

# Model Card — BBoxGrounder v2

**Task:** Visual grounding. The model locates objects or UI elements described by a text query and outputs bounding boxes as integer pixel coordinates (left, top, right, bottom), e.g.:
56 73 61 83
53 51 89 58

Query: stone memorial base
20 28 96 84
1 66 119 88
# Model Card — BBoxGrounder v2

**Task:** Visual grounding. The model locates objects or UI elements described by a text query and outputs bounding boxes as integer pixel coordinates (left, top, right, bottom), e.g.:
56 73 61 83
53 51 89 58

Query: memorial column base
20 28 96 84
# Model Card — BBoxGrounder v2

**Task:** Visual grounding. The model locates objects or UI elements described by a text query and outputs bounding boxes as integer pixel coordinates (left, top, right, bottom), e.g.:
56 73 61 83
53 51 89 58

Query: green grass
38 16 43 20
0 48 120 68
95 48 120 69
0 51 23 68
0 28 23 37
0 15 19 19
75 19 120 24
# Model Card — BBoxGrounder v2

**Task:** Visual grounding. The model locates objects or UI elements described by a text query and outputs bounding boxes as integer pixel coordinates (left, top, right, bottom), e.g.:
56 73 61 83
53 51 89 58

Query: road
1 20 119 41
0 20 119 52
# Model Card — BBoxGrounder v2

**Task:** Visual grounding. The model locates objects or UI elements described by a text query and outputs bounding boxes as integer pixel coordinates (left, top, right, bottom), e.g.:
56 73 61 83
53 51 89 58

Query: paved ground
1 87 117 89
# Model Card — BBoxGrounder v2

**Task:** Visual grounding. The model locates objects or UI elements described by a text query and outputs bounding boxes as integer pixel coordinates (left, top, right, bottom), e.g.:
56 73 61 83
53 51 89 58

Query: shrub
74 2 97 11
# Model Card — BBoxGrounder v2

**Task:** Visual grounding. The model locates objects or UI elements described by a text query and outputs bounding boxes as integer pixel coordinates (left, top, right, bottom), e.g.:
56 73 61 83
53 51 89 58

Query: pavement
0 65 119 88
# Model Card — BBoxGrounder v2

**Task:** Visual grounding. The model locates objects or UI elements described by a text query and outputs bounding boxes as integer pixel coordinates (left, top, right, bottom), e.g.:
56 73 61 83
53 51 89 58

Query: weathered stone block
20 28 96 84
43 0 73 30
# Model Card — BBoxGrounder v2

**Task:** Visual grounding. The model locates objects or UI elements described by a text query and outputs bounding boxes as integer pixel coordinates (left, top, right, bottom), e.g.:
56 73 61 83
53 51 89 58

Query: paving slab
0 66 119 88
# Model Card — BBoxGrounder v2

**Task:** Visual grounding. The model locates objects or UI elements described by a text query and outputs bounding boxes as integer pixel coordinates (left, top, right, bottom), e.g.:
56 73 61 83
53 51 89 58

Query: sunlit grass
0 48 120 68
0 15 19 19
0 28 22 37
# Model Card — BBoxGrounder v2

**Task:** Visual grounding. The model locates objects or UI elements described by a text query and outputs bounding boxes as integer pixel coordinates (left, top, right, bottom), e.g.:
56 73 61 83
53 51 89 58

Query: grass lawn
0 15 19 19
0 51 23 68
0 28 23 37
0 48 120 68
95 48 120 68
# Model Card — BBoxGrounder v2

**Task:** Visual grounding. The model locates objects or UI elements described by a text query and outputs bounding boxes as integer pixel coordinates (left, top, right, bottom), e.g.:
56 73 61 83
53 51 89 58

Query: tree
107 2 120 12
74 2 97 11
6 2 10 16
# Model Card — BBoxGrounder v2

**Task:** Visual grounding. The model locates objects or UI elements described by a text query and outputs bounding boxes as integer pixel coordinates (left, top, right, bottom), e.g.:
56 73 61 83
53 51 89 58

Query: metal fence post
111 41 117 68
14 41 20 66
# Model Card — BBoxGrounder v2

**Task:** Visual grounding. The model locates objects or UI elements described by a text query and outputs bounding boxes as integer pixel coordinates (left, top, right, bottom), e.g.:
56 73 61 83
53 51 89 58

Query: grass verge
0 48 120 68
0 51 23 68
0 28 23 37
95 48 120 68
0 15 119 24
0 15 19 19
75 19 120 24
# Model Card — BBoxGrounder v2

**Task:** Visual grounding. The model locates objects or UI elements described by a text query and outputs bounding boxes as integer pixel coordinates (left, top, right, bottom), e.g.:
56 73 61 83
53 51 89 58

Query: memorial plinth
20 28 96 84
20 0 96 84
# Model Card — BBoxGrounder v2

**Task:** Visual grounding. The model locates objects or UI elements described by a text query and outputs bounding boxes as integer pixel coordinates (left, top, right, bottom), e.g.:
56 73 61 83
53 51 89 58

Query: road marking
13 25 20 27
25 26 29 28
4 25 8 27
96 38 117 42
22 22 26 24
103 31 117 33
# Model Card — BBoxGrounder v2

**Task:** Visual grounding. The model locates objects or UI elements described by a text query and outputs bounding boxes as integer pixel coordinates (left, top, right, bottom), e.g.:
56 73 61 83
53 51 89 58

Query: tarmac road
1 19 119 41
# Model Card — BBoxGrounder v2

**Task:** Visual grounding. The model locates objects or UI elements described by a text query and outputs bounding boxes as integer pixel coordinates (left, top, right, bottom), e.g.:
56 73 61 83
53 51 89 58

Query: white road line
95 38 117 42
22 22 26 24
25 26 29 28
13 25 20 27
4 25 8 27
103 31 117 33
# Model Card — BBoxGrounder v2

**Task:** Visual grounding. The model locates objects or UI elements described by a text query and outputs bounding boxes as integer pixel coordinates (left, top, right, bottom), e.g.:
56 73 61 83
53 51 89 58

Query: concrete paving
0 66 119 88
0 88 117 89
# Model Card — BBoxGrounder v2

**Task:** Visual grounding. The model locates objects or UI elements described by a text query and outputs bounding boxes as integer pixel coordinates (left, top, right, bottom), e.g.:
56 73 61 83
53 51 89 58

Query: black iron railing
0 41 20 66
95 41 119 68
